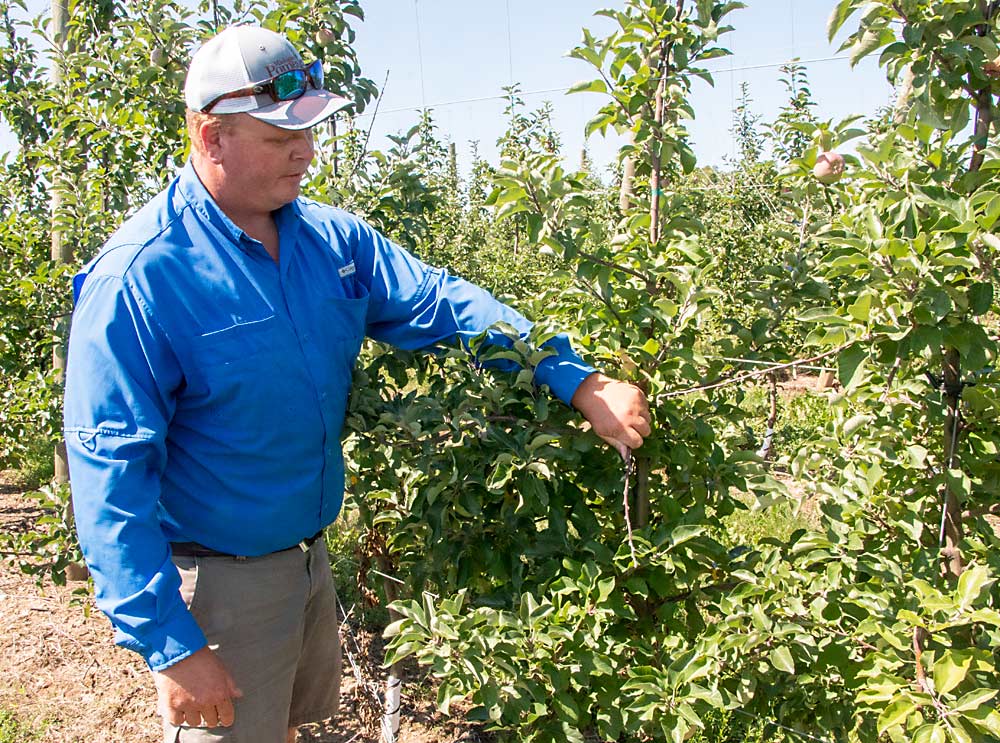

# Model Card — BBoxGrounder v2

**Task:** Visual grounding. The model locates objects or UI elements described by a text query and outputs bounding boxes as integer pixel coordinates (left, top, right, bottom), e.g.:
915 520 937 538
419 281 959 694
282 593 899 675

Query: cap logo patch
265 55 300 77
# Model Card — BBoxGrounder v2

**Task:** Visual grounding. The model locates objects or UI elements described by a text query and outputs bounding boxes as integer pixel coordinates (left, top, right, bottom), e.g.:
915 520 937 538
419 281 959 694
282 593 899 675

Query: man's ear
200 119 226 164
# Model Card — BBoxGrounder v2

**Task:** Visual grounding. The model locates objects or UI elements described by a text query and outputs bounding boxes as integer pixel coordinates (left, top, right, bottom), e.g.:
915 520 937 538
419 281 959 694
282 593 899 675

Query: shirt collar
178 160 245 245
177 160 301 252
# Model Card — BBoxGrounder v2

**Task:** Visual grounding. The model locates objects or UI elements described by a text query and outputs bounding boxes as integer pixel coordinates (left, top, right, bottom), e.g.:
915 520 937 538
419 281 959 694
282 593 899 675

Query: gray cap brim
248 89 352 130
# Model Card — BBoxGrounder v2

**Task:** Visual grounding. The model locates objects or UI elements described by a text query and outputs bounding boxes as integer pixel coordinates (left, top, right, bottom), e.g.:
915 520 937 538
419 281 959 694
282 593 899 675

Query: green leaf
878 697 915 734
838 344 868 390
850 28 894 66
640 338 661 356
952 688 998 713
933 650 973 696
848 293 873 322
827 0 860 42
769 646 795 673
843 414 873 438
566 78 607 95
957 565 992 610
968 282 994 316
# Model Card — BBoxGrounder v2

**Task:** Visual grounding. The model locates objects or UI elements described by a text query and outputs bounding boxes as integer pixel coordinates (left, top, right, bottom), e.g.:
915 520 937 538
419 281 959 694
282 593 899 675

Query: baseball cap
184 25 351 130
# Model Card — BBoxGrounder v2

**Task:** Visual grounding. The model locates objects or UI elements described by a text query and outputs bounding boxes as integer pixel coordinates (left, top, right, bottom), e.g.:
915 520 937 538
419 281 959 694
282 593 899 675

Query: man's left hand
571 373 651 459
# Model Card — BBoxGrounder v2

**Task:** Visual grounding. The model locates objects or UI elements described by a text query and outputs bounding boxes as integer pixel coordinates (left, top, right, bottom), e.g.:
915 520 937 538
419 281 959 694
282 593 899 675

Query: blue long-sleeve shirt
63 160 594 671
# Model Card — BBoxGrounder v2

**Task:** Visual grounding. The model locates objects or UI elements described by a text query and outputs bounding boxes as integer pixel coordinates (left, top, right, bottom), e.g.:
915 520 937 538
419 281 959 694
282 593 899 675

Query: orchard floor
0 475 486 743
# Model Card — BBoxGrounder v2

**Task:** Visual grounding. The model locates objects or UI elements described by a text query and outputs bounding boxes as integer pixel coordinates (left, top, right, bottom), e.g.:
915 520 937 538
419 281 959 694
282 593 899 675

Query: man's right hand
152 646 243 728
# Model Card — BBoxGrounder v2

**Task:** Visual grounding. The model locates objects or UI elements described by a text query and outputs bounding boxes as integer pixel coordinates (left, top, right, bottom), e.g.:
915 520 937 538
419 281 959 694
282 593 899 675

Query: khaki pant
163 539 342 743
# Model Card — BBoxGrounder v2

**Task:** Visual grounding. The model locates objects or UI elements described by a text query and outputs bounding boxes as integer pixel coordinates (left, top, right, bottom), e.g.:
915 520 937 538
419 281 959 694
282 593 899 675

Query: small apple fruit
813 151 845 185
315 28 336 46
984 57 1000 79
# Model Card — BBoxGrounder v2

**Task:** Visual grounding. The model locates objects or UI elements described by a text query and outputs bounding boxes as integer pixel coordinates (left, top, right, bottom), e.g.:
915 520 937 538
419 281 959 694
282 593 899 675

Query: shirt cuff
117 609 208 672
533 355 596 406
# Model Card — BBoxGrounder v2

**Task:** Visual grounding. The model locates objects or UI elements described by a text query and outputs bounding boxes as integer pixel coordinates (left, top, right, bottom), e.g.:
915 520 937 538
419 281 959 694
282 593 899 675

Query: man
63 25 650 743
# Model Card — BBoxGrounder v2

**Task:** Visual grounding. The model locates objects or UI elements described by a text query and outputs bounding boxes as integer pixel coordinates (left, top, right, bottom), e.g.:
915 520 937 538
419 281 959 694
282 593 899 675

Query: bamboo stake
51 0 70 486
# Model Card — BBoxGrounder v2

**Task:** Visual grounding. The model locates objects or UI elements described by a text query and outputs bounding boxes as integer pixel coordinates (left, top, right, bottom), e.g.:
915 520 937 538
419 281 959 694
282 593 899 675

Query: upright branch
970 2 997 173
938 0 996 579
649 37 669 246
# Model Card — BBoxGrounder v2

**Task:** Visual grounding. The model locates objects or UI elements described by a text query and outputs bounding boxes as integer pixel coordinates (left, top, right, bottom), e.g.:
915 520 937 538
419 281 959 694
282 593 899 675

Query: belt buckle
298 539 310 553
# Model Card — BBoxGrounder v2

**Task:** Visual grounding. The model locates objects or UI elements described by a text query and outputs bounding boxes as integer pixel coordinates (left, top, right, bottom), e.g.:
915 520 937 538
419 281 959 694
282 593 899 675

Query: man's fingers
603 437 629 461
602 427 644 457
165 707 186 727
217 698 236 727
621 427 645 450
182 707 204 727
201 705 220 728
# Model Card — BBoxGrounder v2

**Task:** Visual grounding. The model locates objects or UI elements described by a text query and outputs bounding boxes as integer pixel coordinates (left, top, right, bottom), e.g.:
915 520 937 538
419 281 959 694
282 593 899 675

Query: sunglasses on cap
201 59 324 113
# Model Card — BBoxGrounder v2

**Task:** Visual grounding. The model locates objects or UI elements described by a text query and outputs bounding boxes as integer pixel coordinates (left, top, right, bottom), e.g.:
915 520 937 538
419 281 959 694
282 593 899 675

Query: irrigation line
354 55 853 119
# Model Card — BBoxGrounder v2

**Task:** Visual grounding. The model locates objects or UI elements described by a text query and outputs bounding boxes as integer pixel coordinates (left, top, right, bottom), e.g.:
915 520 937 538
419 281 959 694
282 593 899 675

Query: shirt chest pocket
316 293 369 369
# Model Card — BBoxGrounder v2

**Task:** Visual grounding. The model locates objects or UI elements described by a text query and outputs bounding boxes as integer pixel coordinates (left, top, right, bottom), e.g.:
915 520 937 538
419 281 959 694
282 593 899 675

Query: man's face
216 114 315 214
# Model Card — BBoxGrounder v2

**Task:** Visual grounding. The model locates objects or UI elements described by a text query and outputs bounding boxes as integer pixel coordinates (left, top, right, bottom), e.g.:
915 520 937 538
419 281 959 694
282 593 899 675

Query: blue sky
0 1 894 174
349 0 894 174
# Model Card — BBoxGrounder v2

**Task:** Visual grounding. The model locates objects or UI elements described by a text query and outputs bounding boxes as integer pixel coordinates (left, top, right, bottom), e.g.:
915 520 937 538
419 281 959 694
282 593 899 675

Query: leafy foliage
2 1 1000 741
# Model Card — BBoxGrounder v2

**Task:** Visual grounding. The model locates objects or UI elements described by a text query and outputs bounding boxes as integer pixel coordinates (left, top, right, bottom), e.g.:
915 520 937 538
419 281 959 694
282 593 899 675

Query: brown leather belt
170 530 323 559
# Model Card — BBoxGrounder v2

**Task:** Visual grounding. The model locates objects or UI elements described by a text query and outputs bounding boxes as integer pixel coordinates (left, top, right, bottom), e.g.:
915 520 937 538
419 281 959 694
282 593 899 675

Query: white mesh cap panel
184 26 300 113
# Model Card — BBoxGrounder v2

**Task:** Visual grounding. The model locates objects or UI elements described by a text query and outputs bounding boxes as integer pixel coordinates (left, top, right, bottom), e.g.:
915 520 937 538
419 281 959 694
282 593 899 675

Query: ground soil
0 474 486 743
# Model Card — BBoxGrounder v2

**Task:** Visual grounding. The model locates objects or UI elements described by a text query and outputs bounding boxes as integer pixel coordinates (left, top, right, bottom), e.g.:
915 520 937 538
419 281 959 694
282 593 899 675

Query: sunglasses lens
306 60 324 91
273 70 307 101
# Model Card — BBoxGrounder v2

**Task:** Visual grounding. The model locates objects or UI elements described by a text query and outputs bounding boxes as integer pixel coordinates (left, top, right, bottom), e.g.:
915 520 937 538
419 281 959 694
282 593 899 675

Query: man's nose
293 132 314 161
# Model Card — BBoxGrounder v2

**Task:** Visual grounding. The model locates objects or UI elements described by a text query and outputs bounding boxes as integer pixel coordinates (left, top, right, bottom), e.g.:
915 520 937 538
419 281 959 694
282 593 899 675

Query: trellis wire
354 55 853 119
412 0 427 110
662 345 849 398
715 355 832 374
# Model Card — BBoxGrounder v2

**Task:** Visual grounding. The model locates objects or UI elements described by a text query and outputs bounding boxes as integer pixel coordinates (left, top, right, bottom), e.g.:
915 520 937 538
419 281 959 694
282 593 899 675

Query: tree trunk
635 10 678 526
757 372 779 461
939 3 995 577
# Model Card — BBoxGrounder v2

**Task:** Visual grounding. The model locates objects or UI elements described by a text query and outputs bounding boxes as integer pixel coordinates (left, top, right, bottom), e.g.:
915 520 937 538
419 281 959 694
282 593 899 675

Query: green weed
0 710 45 743
739 383 833 461
690 707 785 743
